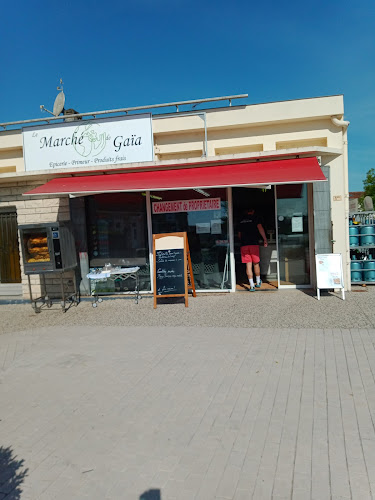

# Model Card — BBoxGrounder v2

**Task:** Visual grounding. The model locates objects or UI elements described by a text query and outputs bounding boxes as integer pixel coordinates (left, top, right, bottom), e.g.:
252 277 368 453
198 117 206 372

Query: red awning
24 157 325 196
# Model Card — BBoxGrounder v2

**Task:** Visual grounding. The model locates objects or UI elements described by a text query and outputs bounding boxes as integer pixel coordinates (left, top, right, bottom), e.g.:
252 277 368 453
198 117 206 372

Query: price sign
153 232 196 308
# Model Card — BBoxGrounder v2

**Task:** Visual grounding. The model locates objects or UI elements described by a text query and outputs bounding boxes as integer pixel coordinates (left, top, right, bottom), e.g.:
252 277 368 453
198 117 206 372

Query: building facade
0 95 350 298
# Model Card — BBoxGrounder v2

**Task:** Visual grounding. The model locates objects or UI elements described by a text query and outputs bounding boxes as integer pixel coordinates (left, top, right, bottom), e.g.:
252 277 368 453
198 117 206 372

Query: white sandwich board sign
315 253 345 300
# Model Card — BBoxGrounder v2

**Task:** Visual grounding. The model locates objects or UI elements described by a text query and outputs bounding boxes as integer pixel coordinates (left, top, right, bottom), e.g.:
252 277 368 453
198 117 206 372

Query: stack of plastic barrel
350 212 375 283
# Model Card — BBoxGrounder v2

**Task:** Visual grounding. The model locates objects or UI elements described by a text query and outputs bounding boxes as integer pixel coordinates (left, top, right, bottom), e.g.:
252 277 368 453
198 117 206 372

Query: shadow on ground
0 446 28 499
140 489 161 499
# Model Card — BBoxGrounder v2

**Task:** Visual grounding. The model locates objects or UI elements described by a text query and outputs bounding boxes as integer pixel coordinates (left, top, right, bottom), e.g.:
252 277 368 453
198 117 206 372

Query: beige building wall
0 95 350 295
0 130 24 174
0 179 72 298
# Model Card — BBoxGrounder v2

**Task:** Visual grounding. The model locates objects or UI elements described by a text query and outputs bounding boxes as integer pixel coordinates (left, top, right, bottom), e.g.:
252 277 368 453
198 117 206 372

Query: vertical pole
146 191 154 294
341 254 345 300
342 125 351 291
153 234 157 309
198 112 208 158
203 112 208 158
42 273 47 299
73 271 78 302
60 272 65 311
227 187 236 292
307 183 314 288
28 275 33 304
186 238 196 297
135 272 139 304
221 248 229 289
275 185 280 289
184 233 188 307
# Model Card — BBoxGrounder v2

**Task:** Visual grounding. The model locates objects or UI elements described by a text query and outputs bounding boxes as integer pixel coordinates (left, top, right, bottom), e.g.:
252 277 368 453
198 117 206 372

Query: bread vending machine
18 222 78 312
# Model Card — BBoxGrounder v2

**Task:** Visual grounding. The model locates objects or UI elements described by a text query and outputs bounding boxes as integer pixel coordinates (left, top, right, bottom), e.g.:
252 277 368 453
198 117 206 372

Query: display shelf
350 213 375 225
349 246 375 250
350 223 375 227
351 281 375 285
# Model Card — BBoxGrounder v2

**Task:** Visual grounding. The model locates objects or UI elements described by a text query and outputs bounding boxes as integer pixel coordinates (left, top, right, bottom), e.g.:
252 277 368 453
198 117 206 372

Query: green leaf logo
73 123 107 157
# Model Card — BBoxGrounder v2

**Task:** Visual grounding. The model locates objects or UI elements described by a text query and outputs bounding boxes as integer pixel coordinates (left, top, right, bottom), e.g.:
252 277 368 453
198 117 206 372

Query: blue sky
1 0 374 190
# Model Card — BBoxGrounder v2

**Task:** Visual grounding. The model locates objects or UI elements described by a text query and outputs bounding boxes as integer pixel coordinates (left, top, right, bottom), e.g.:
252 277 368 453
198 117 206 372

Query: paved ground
1 290 375 499
1 285 375 337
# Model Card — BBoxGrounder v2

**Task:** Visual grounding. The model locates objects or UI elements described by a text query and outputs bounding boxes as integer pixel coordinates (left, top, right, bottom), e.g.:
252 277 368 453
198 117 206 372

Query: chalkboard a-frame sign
153 232 196 308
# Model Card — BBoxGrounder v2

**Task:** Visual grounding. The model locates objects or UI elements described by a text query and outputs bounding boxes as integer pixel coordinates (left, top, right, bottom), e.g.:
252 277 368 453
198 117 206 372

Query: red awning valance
24 157 325 196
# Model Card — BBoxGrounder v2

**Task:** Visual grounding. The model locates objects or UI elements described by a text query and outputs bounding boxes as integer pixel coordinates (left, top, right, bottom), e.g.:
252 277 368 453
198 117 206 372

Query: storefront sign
23 114 154 172
152 198 221 214
153 232 196 308
316 253 345 300
316 254 343 289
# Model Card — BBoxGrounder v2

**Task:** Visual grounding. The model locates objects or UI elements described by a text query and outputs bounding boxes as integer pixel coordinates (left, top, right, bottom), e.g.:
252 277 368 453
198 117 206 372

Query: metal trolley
27 271 79 313
87 266 140 307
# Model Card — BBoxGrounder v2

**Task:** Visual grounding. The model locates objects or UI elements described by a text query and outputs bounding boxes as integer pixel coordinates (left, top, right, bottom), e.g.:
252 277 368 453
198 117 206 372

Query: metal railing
0 94 248 130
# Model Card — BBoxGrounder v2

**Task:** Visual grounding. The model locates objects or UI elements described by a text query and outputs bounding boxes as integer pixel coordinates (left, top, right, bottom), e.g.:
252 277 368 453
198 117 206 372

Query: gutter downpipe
331 116 350 290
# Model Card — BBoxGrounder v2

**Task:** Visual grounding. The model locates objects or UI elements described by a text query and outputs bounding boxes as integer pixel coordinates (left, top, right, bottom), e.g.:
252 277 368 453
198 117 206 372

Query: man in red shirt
238 208 268 291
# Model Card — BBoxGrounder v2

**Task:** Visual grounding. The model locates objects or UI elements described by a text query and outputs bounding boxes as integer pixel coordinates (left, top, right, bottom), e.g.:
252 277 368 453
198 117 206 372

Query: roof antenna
40 78 65 117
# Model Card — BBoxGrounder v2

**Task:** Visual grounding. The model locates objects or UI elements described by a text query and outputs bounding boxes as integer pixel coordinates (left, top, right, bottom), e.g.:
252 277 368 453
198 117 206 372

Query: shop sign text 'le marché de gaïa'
22 114 154 172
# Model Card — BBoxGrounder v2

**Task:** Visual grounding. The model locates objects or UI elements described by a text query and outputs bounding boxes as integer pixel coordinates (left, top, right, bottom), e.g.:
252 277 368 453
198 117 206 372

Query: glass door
276 184 310 287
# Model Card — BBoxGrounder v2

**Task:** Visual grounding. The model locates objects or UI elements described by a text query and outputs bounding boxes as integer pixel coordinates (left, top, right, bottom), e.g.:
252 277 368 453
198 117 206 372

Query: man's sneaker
255 280 262 288
249 286 255 292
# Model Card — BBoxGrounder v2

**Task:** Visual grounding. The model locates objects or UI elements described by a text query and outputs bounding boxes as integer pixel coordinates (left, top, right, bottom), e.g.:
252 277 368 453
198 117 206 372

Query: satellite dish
364 196 374 211
53 91 65 116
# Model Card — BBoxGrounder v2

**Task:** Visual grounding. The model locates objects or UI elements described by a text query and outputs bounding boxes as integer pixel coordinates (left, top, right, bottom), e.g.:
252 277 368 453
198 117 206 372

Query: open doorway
232 187 278 291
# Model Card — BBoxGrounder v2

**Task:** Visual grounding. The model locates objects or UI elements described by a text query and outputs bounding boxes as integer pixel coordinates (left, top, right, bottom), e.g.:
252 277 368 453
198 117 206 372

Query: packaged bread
31 252 49 259
28 246 49 254
28 256 50 262
28 236 47 246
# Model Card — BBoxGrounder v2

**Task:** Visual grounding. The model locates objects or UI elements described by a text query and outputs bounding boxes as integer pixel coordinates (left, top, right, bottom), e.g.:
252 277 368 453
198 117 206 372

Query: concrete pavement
1 285 375 336
0 321 375 499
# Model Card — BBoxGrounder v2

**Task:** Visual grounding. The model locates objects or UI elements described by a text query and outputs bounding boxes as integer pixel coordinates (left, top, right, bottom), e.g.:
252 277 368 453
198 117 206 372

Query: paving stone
0 323 374 499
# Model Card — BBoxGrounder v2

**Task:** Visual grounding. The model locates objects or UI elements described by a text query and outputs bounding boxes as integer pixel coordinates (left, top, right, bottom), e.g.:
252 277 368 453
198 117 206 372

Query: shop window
86 193 150 291
151 188 231 290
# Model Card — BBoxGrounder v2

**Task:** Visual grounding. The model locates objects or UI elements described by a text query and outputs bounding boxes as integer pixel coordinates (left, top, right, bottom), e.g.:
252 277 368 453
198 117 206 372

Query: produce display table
87 267 140 307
